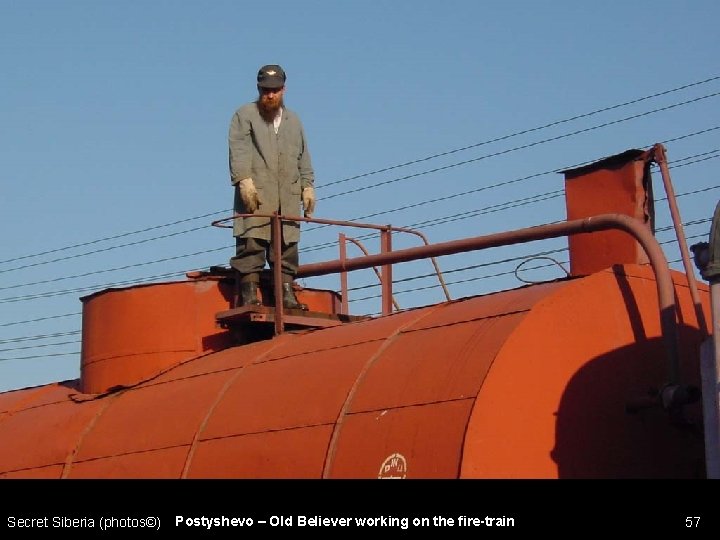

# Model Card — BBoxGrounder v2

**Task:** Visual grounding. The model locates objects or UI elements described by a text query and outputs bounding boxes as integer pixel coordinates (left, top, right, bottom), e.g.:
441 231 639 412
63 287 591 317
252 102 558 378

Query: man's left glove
302 186 316 218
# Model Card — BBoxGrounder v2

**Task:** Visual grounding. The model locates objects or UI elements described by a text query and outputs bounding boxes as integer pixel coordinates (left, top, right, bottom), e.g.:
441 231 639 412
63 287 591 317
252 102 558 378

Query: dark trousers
231 237 299 283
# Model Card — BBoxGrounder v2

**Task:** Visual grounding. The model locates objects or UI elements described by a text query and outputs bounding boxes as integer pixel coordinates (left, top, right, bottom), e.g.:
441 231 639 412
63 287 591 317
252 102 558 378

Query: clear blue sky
1 0 718 392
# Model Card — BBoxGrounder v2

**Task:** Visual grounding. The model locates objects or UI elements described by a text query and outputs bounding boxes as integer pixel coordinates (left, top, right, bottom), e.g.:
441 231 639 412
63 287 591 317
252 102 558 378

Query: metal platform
216 305 368 331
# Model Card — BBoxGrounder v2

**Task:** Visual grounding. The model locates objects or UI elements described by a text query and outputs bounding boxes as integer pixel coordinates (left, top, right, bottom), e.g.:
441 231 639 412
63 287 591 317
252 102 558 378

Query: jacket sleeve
297 123 315 190
228 109 253 185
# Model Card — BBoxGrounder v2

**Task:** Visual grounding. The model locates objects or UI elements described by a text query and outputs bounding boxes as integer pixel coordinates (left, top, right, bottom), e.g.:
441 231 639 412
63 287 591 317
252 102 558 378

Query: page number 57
685 517 700 528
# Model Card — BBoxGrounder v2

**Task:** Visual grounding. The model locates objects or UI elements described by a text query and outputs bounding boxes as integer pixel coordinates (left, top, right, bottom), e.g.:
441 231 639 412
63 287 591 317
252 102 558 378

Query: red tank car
0 145 716 479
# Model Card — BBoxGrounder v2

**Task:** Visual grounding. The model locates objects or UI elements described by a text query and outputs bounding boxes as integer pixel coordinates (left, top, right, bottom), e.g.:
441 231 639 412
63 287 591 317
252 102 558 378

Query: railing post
339 233 349 315
272 213 284 335
380 227 393 315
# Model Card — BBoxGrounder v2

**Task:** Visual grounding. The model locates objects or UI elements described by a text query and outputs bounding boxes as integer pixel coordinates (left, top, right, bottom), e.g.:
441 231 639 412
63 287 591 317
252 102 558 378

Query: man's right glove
239 178 261 213
302 186 316 218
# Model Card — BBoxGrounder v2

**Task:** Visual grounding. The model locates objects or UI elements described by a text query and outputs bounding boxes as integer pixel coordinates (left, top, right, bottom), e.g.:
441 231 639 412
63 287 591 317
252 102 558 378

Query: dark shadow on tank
613 266 647 343
551 266 708 477
549 328 706 478
613 263 695 345
201 331 237 352
60 379 81 391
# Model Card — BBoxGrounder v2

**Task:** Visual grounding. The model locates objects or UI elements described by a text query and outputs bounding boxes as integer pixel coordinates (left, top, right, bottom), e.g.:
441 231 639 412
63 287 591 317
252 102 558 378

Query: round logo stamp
378 452 407 479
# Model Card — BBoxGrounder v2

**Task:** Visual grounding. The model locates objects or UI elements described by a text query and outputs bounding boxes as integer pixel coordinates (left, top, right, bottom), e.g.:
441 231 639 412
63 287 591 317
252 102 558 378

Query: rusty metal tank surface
0 263 708 478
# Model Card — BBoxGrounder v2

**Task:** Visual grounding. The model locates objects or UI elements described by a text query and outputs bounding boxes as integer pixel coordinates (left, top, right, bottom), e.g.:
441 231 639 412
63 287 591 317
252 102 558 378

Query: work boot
240 282 261 306
282 282 308 310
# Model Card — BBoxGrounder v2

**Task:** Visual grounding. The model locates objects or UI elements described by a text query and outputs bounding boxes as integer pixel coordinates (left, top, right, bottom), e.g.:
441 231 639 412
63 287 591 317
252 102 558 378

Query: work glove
239 178 261 213
302 186 316 218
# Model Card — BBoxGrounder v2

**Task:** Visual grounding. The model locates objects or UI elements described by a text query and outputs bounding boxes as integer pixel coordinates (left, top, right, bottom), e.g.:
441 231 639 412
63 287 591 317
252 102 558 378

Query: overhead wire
2 119 715 291
2 227 715 353
0 209 228 266
1 76 718 269
0 330 80 344
3 147 716 299
351 228 713 307
319 92 720 200
302 151 720 255
319 75 720 190
0 312 81 327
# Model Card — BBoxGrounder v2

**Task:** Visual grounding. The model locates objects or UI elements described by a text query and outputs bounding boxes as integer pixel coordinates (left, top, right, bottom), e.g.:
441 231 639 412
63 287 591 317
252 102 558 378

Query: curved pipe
298 214 680 390
343 236 402 311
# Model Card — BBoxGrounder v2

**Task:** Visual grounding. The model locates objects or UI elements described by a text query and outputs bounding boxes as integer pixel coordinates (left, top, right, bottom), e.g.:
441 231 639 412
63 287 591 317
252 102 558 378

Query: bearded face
256 87 285 123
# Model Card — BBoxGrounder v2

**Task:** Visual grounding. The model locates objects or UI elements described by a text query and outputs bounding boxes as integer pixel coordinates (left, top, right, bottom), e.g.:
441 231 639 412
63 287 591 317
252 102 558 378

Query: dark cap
257 64 286 89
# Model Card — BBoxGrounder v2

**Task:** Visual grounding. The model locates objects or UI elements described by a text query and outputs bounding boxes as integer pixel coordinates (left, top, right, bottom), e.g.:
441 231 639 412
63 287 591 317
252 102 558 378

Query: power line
4 151 714 299
7 232 705 356
303 174 719 258
319 75 720 190
0 340 80 353
0 312 81 327
0 225 214 276
0 351 80 362
1 106 717 316
321 92 720 201
3 126 716 285
0 247 229 291
302 131 720 237
351 228 714 306
4 223 714 354
5 132 714 291
0 330 80 345
2 78 717 271
0 271 189 304
0 209 229 267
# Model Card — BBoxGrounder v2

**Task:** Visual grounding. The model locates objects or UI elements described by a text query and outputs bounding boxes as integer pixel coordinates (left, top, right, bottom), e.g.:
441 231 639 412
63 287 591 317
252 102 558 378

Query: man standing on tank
228 64 316 309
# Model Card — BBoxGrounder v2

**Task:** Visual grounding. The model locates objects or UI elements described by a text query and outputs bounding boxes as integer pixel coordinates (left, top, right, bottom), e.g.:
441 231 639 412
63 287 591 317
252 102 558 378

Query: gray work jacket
228 103 315 242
